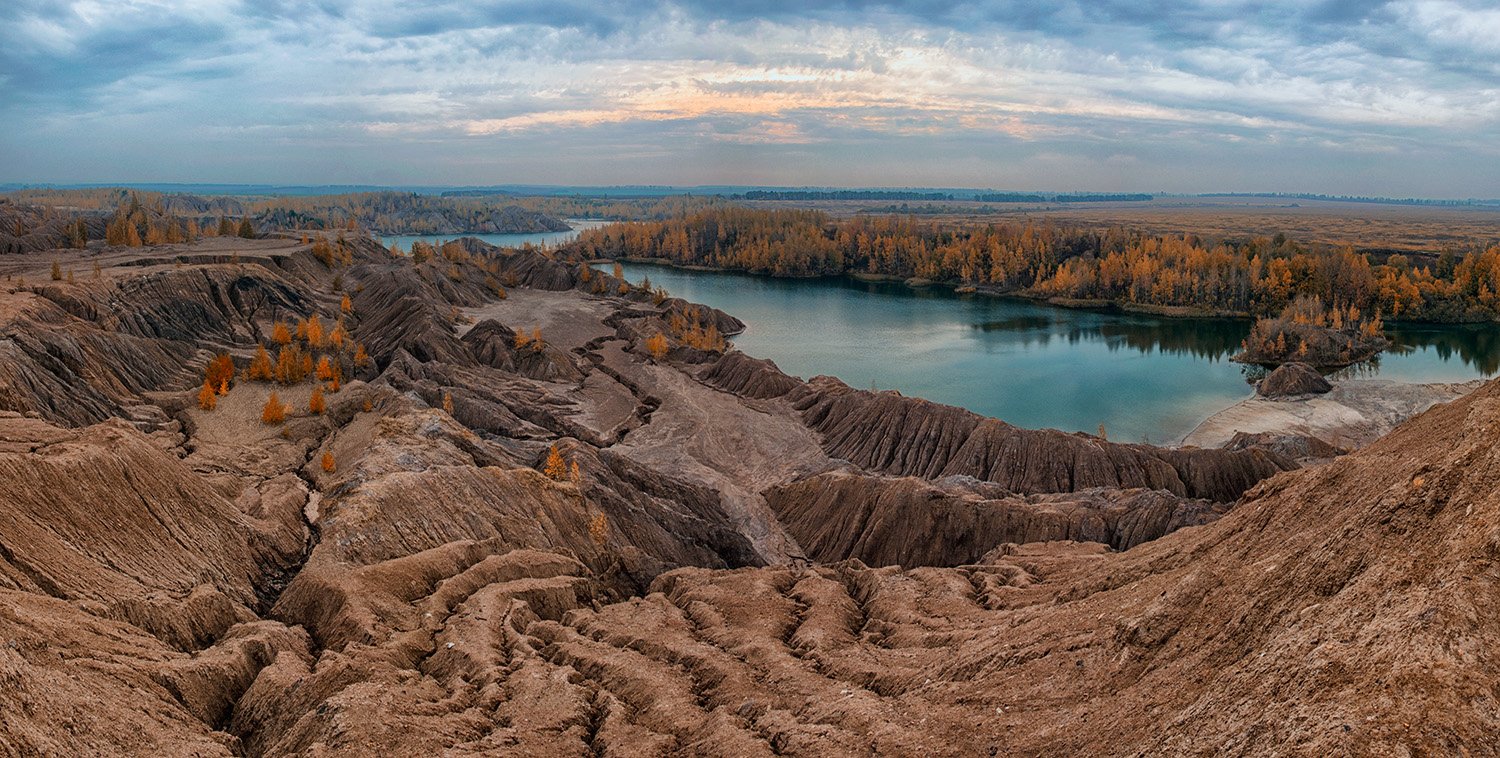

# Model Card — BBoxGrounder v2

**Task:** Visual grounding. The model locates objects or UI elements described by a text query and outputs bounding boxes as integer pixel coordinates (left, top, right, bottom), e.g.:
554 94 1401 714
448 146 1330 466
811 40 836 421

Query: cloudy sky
2 0 1497 195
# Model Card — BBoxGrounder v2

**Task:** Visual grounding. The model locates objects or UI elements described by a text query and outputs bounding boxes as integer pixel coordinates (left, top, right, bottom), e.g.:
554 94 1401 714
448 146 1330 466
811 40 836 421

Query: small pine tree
306 315 324 347
271 321 292 345
543 444 568 481
315 355 334 381
50 261 62 281
308 385 326 415
570 460 582 483
442 392 454 414
320 451 336 472
340 293 352 314
354 343 370 366
261 393 287 425
198 380 218 410
218 217 235 236
237 218 256 239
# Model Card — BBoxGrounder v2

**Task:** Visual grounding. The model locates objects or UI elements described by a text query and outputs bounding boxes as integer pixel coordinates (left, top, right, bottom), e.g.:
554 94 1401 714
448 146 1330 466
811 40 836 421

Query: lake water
378 219 608 251
608 262 1500 443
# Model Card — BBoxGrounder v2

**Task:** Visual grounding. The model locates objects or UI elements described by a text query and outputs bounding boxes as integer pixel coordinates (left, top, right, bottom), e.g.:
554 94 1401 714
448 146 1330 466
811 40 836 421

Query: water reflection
971 311 1247 362
604 261 1497 441
1385 324 1500 375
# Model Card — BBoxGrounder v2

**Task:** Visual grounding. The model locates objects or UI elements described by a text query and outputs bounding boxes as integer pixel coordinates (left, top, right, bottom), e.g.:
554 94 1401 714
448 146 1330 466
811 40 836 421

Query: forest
564 207 1500 323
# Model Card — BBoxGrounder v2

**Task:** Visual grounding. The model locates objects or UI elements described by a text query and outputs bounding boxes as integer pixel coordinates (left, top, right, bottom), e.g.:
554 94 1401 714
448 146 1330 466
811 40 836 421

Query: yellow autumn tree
204 353 235 394
543 444 568 481
248 345 274 381
315 355 334 381
271 321 292 345
261 393 287 425
308 385 326 415
645 333 668 360
197 380 217 410
320 451 336 472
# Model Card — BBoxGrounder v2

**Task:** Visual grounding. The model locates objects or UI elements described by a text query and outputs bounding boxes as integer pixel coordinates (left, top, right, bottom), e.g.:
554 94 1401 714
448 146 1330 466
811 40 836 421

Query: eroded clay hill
0 231 1488 756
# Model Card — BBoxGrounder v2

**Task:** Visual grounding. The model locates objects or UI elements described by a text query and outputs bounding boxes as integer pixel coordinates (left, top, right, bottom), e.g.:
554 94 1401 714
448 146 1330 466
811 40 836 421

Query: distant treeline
565 207 1500 323
1 188 571 236
973 193 1154 203
737 190 957 201
1199 193 1500 208
440 189 516 198
736 189 1155 203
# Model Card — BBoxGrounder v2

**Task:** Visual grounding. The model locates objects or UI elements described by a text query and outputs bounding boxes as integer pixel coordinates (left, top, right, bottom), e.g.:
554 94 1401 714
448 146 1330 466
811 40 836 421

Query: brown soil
0 233 1493 755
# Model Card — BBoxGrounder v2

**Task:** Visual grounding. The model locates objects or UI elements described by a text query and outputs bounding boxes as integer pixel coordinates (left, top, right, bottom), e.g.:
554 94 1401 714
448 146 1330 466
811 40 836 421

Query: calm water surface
610 262 1500 443
379 219 608 251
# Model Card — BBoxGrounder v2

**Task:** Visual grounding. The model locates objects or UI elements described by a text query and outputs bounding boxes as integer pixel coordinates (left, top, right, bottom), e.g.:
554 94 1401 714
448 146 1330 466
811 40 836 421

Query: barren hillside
0 232 1491 756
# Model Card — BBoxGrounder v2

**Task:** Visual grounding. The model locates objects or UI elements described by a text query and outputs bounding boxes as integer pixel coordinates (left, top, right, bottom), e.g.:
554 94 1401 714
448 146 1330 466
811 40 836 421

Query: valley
1 229 1497 755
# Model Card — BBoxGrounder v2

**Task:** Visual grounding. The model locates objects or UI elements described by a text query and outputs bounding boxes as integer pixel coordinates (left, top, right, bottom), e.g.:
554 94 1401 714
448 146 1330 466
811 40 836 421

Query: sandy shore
1181 378 1484 451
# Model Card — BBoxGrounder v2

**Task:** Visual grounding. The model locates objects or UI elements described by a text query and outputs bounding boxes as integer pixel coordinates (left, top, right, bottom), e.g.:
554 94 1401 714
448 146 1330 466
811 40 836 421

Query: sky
2 0 1498 196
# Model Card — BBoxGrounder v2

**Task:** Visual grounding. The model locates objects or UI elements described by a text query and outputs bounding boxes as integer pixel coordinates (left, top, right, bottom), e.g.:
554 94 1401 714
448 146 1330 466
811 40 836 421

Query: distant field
747 197 1500 254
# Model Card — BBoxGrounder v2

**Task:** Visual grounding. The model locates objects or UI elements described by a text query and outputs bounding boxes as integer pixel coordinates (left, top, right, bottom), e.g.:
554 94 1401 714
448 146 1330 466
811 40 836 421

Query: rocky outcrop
1256 361 1333 397
0 295 196 426
462 318 586 382
0 415 306 649
792 376 1292 502
349 266 473 365
702 350 803 398
1223 430 1346 462
768 471 1225 566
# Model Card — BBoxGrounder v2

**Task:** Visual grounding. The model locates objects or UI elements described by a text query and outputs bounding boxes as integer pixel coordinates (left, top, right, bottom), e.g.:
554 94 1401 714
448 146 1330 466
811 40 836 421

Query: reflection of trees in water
1385 326 1500 375
1328 358 1384 381
971 314 1246 361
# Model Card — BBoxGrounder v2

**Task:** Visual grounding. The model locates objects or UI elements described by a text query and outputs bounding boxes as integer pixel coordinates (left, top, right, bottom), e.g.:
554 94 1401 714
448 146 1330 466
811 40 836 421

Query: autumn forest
564 207 1500 323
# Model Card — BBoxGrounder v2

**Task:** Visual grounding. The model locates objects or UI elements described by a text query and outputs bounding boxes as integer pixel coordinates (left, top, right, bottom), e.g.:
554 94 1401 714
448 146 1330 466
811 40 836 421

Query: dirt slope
0 233 1491 755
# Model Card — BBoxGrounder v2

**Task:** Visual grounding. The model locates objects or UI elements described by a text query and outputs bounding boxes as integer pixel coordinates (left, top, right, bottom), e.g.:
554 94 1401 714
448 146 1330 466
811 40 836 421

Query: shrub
308 386 326 415
320 451 336 472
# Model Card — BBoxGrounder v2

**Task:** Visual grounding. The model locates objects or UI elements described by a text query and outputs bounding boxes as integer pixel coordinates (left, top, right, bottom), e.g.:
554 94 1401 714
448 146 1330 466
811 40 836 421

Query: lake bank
599 260 1499 443
1181 378 1483 450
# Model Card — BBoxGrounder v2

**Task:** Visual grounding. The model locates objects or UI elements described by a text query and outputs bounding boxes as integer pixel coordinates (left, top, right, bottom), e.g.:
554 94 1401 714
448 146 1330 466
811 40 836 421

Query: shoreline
1180 377 1484 451
596 256 1500 326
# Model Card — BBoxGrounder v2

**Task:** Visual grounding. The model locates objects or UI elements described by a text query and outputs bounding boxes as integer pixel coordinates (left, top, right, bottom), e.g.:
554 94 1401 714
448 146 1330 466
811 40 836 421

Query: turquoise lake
607 262 1500 443
378 219 608 252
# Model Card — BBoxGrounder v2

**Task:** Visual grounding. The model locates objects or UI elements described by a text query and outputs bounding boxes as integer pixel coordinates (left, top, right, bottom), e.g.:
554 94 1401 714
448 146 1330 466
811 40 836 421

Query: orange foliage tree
197 380 217 410
543 445 568 481
261 393 287 424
